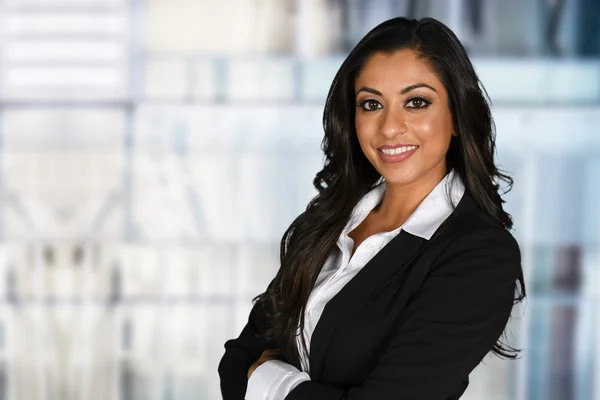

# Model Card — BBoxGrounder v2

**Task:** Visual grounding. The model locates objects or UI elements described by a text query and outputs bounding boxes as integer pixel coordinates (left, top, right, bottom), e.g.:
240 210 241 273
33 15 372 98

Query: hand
247 349 281 380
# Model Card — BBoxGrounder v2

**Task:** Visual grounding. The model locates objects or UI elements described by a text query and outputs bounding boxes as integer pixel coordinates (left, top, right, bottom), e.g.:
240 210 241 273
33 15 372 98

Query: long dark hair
254 17 526 365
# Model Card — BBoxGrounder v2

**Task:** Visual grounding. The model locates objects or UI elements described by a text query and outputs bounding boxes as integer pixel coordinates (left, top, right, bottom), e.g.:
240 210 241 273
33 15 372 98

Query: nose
379 108 408 138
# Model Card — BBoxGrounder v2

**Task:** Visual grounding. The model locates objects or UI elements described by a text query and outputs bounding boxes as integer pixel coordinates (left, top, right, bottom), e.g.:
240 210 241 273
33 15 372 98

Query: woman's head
354 49 455 187
322 17 511 227
255 17 524 365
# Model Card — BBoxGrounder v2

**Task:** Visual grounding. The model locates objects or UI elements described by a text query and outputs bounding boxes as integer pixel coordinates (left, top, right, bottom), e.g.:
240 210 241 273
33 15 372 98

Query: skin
351 49 456 238
248 349 281 379
248 49 457 378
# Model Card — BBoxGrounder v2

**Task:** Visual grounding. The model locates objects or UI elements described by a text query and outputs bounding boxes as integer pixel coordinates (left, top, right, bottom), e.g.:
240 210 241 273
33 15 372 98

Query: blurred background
0 0 599 399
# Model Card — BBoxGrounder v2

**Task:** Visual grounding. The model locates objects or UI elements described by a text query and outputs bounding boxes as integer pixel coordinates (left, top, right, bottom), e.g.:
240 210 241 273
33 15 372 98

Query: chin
379 171 419 186
382 162 448 187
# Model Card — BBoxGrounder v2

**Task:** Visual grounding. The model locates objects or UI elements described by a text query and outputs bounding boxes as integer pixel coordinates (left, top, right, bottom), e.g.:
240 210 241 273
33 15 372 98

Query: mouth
377 145 419 163
378 145 419 155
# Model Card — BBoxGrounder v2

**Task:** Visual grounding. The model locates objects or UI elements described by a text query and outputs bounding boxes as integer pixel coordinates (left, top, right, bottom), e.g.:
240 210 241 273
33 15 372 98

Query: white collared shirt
245 170 465 400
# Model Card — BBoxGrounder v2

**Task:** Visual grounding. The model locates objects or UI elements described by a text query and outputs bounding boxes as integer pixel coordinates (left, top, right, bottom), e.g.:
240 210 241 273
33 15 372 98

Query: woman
218 17 526 400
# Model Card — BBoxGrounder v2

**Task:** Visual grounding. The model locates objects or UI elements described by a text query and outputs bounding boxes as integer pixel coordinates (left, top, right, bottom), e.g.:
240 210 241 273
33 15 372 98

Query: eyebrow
355 83 437 96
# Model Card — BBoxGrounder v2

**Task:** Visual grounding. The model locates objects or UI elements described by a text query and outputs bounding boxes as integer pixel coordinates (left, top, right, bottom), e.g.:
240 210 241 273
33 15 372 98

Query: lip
378 146 419 163
378 144 419 150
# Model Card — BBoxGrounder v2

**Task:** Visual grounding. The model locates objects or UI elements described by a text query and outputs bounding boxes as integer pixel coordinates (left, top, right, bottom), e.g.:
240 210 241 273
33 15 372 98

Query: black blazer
218 191 522 400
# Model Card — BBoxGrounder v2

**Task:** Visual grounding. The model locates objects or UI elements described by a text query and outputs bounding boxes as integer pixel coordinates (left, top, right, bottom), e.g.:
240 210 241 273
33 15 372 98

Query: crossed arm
219 229 521 400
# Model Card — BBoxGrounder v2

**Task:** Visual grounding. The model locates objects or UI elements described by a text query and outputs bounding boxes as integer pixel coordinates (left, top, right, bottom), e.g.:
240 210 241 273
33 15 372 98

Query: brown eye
359 99 382 111
406 97 431 109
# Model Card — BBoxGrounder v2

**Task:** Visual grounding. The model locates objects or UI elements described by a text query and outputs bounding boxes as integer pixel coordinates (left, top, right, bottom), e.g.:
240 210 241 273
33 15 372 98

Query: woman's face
354 49 455 187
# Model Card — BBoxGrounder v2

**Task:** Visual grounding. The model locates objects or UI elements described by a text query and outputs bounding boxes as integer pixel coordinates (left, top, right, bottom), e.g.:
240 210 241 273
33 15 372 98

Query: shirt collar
344 169 465 240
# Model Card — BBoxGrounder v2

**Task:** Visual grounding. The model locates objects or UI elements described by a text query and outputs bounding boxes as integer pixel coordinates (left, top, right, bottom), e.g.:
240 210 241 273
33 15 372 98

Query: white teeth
381 145 417 155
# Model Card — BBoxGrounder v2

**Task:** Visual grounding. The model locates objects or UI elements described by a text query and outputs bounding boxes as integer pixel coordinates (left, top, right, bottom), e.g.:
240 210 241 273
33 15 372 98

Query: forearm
218 292 277 400
246 360 311 400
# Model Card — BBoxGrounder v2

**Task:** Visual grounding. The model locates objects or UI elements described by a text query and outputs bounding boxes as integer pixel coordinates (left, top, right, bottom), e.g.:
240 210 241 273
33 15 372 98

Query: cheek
411 113 453 150
355 117 377 147
355 115 373 133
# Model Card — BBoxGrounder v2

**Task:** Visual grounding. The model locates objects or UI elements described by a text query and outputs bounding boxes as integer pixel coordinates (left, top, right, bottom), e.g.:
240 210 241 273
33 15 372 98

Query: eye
358 99 383 111
406 97 431 109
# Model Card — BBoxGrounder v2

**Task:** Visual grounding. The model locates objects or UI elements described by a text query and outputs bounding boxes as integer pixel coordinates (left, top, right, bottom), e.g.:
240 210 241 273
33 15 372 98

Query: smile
377 145 419 163
380 145 418 155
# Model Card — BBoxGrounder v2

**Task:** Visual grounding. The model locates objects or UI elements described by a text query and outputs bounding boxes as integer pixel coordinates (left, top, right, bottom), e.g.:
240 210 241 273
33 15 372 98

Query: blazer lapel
308 230 427 379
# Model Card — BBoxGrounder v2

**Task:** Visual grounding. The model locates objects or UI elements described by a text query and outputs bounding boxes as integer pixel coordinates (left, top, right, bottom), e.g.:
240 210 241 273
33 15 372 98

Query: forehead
355 49 441 89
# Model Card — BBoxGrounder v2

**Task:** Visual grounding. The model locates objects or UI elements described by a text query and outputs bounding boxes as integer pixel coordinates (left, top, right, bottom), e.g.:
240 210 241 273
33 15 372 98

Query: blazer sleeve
218 279 278 400
285 228 522 400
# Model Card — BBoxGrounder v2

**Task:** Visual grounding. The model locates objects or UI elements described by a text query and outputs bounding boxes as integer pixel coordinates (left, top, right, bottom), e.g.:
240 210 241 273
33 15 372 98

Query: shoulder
428 194 521 279
438 225 520 264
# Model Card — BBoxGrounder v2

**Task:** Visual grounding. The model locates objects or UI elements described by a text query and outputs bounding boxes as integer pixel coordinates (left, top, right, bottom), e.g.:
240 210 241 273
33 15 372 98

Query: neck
374 163 448 228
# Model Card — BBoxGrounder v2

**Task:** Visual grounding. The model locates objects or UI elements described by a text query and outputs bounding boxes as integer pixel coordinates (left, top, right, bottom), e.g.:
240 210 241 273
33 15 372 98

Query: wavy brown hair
253 17 526 366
